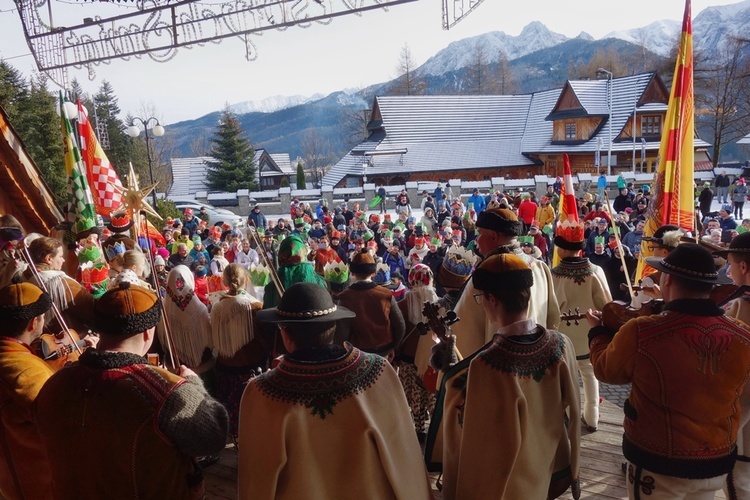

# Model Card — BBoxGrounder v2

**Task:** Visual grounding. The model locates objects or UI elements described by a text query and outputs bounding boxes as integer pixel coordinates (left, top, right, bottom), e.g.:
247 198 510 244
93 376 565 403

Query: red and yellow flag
77 100 124 217
636 0 694 281
552 153 580 267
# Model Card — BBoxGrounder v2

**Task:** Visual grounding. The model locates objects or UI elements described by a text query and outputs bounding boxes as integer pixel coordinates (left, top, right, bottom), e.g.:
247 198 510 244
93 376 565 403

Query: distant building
323 71 713 187
168 150 293 197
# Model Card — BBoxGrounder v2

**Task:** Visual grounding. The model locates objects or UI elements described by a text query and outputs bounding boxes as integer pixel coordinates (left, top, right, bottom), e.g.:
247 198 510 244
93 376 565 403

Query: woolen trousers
577 358 599 429
627 462 726 500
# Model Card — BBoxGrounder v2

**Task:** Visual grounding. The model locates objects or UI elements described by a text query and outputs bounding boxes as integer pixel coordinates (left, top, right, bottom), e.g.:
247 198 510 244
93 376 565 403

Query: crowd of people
0 173 749 499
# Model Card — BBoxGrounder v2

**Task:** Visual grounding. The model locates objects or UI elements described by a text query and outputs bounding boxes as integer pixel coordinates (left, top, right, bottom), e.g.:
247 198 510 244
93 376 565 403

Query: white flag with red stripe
77 100 124 217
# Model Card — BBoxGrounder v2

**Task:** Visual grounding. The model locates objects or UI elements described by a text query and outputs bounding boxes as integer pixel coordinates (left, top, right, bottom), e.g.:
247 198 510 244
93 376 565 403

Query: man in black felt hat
713 231 750 496
238 282 432 499
586 243 750 499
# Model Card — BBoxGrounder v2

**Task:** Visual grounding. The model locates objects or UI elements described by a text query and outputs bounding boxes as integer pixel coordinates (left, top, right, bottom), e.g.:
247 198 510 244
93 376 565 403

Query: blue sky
0 0 736 123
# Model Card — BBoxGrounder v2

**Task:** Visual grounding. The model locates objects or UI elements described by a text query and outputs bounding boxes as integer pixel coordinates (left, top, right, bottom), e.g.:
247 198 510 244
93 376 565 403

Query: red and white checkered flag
77 100 124 217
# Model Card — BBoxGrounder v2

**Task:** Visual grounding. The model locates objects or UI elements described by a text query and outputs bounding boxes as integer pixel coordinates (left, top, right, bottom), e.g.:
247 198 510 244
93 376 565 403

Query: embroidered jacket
551 257 612 358
589 299 750 479
451 245 561 357
0 338 55 499
426 323 580 500
238 343 432 499
35 350 228 499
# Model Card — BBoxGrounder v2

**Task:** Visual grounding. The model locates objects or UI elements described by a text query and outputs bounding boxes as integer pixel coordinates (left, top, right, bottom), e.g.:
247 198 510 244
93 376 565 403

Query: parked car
170 199 245 228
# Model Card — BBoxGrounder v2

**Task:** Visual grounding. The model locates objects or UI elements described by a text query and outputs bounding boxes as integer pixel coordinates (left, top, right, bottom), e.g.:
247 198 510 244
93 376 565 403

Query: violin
561 300 666 332
34 329 89 371
417 302 458 344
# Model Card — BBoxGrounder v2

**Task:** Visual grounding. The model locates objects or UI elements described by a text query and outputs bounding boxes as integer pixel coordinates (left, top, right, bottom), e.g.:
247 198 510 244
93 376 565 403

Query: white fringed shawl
210 291 261 358
404 286 440 378
32 269 73 326
160 265 213 369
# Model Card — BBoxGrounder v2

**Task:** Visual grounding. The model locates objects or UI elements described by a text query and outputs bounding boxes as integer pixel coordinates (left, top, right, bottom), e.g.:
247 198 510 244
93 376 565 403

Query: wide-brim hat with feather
257 282 356 323
645 242 732 285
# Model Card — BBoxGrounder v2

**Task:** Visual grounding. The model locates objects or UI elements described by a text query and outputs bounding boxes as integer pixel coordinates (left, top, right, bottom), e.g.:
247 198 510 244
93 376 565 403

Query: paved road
599 382 630 409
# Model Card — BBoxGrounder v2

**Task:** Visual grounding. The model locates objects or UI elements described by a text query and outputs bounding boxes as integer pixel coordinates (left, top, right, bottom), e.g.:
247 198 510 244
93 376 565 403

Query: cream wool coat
429 324 581 500
451 251 560 357
551 258 612 357
238 344 433 500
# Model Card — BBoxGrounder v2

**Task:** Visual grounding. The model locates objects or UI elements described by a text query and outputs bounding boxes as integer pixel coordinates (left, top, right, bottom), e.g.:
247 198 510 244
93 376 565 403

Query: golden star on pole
113 163 161 221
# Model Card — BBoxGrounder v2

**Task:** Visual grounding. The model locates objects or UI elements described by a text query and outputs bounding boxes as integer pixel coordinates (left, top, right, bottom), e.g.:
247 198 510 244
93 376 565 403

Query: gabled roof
168 156 212 197
170 151 292 196
270 153 293 174
323 71 709 187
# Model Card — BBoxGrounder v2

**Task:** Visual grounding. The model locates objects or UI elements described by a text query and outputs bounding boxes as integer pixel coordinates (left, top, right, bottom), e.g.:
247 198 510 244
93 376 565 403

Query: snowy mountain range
231 0 750 114
229 93 325 114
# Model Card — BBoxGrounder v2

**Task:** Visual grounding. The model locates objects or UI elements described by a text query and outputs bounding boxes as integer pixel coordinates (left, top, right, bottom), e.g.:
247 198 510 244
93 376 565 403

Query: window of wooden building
641 115 661 136
565 123 576 140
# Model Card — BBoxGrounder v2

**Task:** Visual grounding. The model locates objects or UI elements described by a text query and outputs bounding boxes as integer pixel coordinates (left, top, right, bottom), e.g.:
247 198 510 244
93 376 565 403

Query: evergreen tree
0 61 28 117
15 75 67 205
280 176 290 188
296 161 306 189
0 62 66 206
94 80 139 179
206 106 257 192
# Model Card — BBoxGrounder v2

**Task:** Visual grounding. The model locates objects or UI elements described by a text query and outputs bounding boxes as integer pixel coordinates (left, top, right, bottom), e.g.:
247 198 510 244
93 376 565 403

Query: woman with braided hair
210 264 264 439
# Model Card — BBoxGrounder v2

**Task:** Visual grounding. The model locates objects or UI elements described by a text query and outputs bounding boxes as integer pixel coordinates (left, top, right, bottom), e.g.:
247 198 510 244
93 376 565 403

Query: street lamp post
597 68 613 176
126 117 165 210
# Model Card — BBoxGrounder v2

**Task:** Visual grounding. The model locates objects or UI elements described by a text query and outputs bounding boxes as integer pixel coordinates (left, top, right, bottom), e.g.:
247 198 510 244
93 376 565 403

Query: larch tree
695 36 750 168
391 44 426 96
206 106 257 192
465 40 491 95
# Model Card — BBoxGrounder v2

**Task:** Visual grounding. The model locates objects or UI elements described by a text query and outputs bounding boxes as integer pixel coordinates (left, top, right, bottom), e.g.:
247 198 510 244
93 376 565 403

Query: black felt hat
257 282 356 323
645 242 732 285
713 231 750 258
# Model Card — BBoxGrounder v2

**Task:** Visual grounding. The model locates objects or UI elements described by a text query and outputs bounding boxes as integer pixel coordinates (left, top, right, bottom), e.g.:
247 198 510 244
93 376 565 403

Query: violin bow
18 238 84 355
603 192 635 301
139 212 180 371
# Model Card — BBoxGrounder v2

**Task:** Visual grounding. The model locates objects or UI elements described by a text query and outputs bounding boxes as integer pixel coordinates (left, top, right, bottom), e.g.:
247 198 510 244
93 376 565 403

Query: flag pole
603 191 635 301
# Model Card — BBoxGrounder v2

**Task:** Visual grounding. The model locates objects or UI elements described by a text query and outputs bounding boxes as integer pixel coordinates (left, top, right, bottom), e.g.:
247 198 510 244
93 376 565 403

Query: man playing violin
587 243 750 500
629 224 685 310
0 282 55 499
551 220 612 432
714 231 750 497
35 283 228 498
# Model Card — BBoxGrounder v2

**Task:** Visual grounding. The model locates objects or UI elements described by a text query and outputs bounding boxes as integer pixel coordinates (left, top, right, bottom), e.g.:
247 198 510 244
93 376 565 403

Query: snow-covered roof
323 71 709 187
168 156 212 197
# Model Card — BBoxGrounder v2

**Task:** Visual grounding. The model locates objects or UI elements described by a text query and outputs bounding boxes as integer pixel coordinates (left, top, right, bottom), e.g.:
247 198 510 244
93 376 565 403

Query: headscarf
161 265 212 369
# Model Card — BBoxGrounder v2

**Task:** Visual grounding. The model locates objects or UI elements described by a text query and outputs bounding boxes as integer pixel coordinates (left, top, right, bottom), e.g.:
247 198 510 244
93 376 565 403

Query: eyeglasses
473 293 484 305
